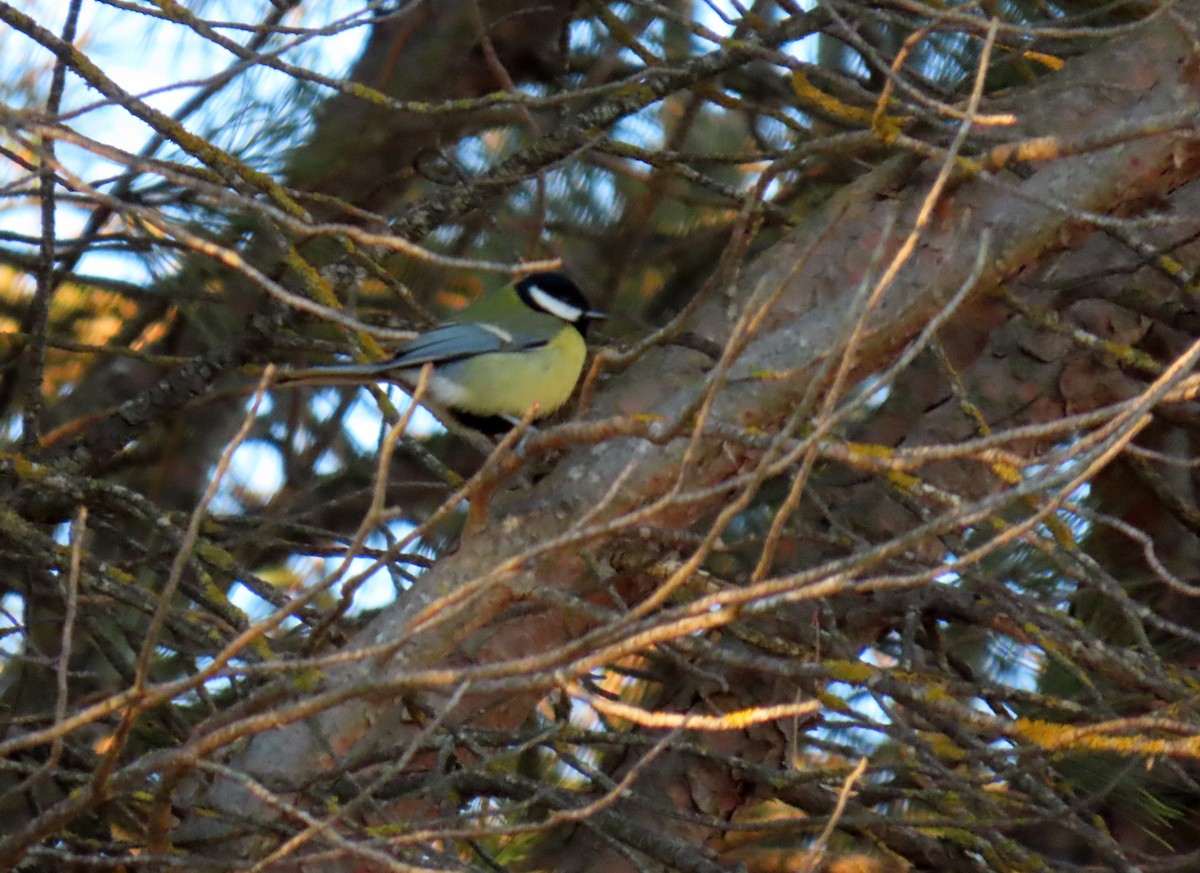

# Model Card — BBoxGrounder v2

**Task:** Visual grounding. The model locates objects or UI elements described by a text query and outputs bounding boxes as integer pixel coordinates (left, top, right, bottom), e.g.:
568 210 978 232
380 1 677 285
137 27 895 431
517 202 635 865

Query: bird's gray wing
305 323 547 380
388 322 546 367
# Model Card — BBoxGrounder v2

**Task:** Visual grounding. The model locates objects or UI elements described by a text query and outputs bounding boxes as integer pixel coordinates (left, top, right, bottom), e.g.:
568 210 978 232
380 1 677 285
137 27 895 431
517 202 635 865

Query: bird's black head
515 272 604 337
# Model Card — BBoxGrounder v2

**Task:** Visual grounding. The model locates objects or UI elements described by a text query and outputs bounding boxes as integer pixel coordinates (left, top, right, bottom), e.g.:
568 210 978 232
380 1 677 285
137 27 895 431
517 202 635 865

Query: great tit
302 271 604 426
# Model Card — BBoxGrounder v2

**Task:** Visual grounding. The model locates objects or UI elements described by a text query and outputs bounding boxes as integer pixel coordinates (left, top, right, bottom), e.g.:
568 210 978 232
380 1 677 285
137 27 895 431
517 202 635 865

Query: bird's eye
528 285 584 322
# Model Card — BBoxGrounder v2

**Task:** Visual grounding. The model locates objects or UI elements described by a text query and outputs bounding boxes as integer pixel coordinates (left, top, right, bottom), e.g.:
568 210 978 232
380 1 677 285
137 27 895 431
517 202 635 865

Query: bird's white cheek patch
528 285 583 322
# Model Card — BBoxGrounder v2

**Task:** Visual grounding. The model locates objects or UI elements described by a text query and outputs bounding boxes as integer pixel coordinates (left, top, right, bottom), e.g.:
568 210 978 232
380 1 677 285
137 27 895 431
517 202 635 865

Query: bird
296 271 604 430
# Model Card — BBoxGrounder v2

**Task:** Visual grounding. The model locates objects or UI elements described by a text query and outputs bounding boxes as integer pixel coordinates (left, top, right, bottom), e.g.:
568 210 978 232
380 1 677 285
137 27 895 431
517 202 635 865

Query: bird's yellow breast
421 327 587 418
